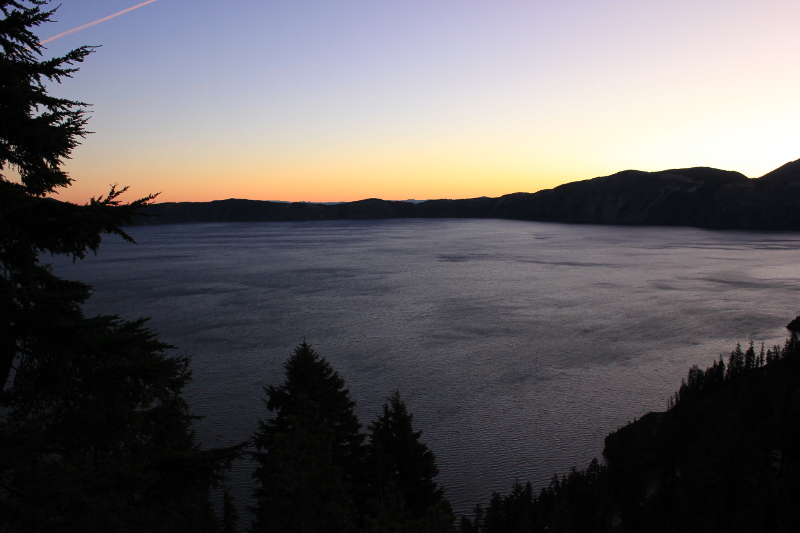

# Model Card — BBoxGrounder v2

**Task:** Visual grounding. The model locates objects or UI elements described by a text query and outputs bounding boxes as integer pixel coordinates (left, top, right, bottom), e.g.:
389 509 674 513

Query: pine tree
726 343 745 379
0 316 239 531
0 0 154 390
744 340 756 370
251 342 363 532
0 2 240 529
364 391 455 532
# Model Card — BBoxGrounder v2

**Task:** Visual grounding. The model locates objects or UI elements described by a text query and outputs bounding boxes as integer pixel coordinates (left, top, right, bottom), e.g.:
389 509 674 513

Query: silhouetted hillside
497 164 800 229
137 197 498 224
460 334 800 533
600 337 800 532
758 158 800 183
138 158 800 230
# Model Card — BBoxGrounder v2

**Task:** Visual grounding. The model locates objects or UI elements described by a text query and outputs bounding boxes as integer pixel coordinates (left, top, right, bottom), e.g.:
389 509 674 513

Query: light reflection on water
53 219 800 517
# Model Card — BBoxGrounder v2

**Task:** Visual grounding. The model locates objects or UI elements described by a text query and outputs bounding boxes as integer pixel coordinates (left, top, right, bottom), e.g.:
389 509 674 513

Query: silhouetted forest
6 3 800 531
250 342 456 533
139 162 800 231
459 335 800 533
1 3 244 530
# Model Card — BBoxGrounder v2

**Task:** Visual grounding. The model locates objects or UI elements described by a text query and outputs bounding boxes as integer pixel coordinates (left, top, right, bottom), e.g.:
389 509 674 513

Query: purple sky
32 0 800 203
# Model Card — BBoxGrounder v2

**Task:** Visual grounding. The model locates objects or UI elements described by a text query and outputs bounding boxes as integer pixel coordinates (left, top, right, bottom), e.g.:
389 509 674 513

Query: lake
52 218 800 517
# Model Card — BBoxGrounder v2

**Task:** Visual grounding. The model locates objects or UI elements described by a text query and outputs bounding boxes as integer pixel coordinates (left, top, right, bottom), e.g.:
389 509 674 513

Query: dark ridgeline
137 196 498 224
460 334 800 533
139 159 800 231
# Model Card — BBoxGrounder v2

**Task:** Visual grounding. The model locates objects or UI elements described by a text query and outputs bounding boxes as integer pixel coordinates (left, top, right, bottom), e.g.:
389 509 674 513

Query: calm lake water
53 218 800 517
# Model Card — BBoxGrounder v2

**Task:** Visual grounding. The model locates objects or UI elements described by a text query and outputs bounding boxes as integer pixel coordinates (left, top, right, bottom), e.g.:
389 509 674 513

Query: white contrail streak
40 0 160 45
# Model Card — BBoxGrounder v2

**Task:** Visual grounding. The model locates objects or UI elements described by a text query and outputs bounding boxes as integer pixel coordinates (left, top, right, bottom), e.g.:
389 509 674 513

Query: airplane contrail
40 0 160 45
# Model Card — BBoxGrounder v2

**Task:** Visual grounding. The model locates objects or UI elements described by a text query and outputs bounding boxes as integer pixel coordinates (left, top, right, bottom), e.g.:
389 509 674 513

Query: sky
30 0 800 204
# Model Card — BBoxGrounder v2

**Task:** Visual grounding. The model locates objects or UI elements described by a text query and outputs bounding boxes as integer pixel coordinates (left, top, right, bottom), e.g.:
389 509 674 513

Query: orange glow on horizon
41 1 800 207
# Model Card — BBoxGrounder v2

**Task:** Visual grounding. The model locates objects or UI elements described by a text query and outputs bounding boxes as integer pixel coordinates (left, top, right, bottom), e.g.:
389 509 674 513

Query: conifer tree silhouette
251 342 363 532
364 391 455 532
0 3 239 529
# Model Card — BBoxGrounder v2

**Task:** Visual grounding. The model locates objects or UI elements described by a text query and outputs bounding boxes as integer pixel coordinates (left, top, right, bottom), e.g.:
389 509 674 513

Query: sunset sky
34 0 800 204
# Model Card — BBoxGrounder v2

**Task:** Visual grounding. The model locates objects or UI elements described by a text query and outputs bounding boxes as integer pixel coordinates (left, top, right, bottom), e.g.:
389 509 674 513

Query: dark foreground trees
0 316 239 531
1 2 239 530
461 335 800 533
364 391 454 532
251 342 456 533
251 341 363 532
0 0 154 390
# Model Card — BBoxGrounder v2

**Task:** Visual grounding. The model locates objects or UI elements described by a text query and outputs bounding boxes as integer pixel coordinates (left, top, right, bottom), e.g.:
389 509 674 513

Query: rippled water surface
53 219 800 517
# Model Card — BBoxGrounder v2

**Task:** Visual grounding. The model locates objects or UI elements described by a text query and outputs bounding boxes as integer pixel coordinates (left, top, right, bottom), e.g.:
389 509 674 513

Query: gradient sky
33 0 800 204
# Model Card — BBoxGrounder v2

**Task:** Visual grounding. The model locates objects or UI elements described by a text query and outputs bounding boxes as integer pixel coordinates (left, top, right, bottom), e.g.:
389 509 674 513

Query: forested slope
460 335 800 532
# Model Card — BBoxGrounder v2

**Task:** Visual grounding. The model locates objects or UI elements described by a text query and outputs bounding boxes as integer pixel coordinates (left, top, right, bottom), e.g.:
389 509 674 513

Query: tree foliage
251 342 363 532
461 459 608 533
462 335 800 533
259 340 363 478
0 2 239 530
364 391 455 532
0 0 155 389
251 343 456 533
0 316 239 531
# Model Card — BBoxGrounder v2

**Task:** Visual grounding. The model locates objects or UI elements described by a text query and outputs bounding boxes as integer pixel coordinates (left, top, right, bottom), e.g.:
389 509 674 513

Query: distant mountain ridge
138 158 800 230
